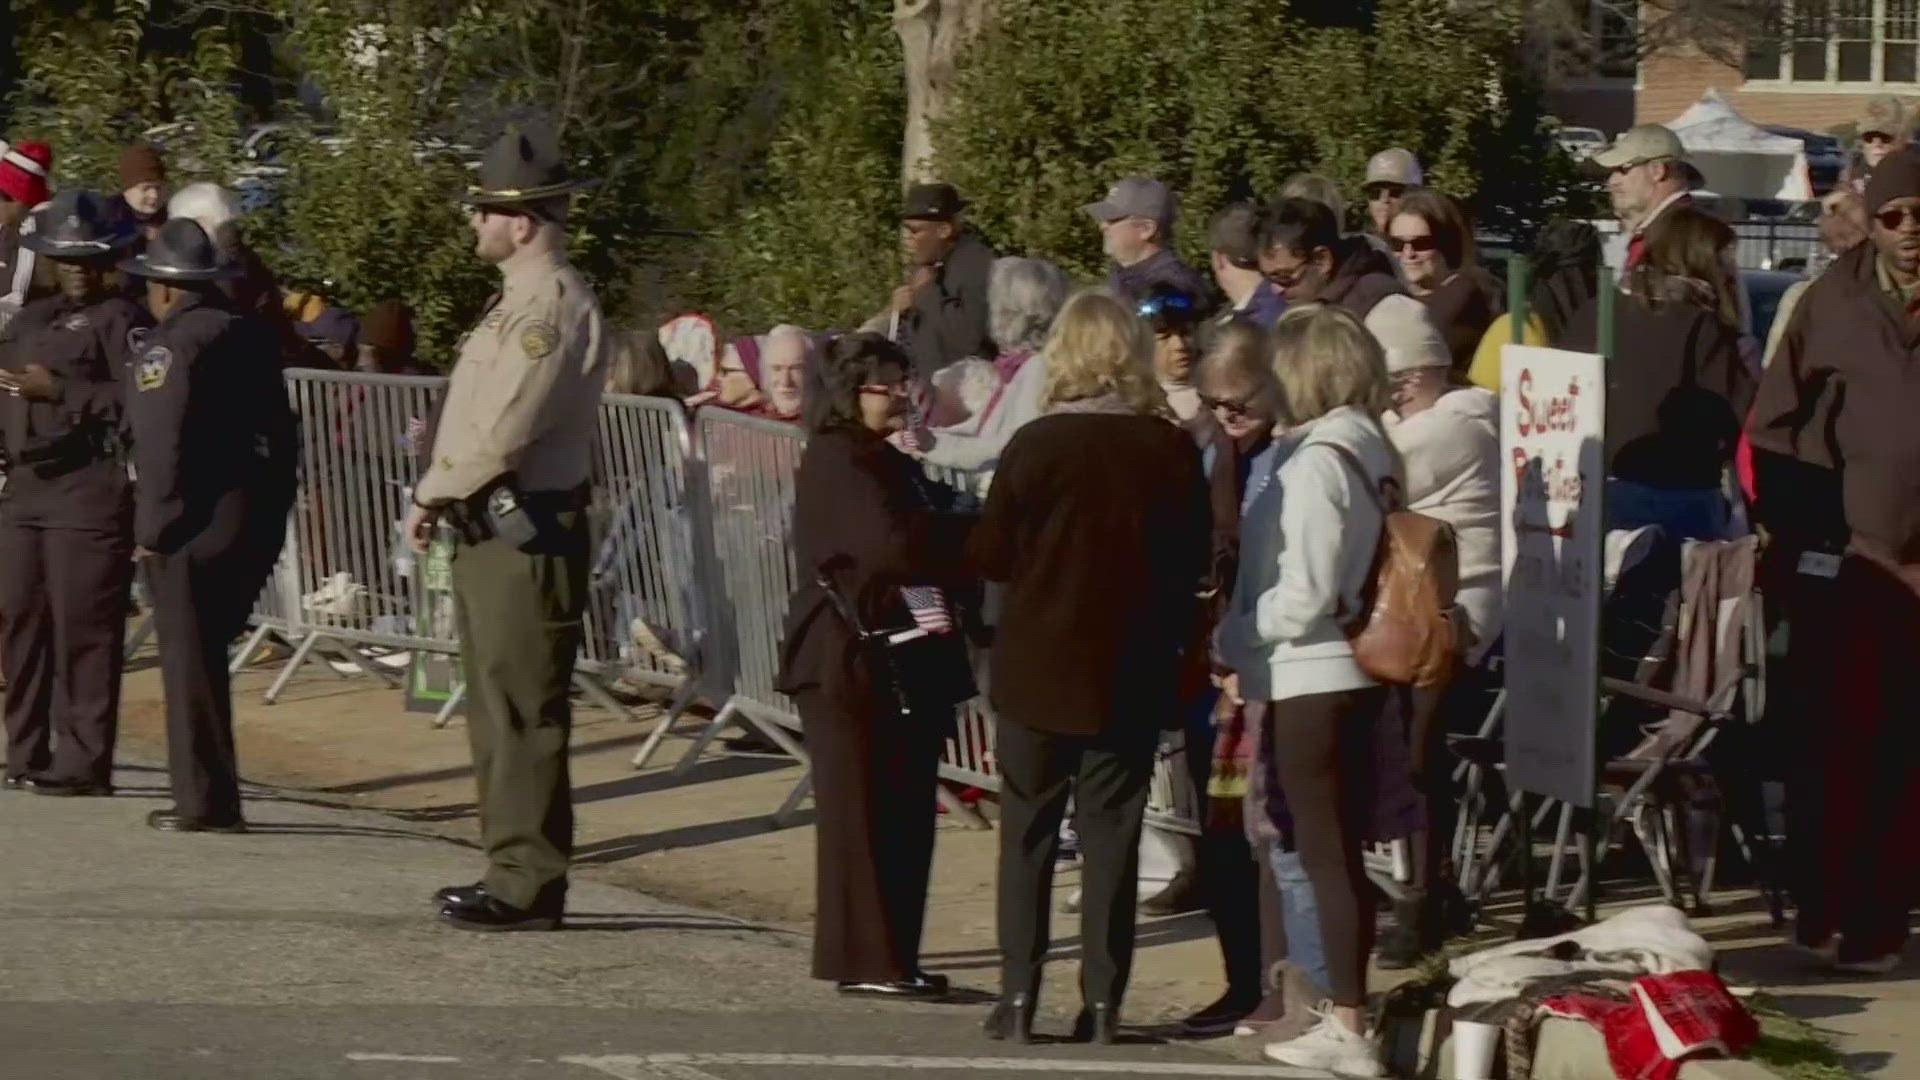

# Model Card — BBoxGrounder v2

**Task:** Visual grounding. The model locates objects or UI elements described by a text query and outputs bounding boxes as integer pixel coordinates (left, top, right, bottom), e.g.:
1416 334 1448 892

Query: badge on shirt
136 346 172 392
521 321 557 360
62 312 89 332
482 308 508 331
127 326 149 354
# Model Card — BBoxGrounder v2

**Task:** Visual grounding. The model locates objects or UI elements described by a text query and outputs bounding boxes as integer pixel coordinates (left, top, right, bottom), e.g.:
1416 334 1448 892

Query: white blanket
1447 904 1714 1007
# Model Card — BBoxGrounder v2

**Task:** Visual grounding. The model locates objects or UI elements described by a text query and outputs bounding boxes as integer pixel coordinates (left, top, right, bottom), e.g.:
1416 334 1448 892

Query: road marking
345 1052 465 1064
563 1053 1331 1078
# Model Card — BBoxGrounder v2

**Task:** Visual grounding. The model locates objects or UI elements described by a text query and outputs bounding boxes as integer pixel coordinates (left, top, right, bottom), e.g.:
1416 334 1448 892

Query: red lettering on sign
1513 369 1580 436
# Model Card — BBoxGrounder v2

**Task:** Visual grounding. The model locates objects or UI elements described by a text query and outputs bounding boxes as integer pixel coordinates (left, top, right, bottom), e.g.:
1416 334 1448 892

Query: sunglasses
1864 132 1896 145
1389 234 1438 253
1136 290 1199 323
1366 185 1405 202
1875 206 1920 229
1199 392 1261 420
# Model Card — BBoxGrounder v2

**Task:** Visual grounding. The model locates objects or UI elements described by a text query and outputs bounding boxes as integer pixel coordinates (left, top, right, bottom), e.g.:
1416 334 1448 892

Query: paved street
0 762 1328 1079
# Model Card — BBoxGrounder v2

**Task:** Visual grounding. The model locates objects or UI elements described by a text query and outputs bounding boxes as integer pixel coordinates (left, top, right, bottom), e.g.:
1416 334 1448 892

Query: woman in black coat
774 333 974 998
970 291 1212 1043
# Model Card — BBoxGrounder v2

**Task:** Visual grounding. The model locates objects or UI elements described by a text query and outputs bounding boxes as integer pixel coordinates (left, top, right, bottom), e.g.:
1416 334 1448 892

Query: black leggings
1270 685 1389 1008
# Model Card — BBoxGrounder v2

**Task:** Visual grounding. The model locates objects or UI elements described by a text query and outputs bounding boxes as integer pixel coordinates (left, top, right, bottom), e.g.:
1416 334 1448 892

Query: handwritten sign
1500 345 1604 808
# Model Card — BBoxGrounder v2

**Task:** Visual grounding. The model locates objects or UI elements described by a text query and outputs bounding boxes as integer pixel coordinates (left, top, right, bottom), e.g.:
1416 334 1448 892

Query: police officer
402 123 607 931
121 216 297 833
0 191 148 794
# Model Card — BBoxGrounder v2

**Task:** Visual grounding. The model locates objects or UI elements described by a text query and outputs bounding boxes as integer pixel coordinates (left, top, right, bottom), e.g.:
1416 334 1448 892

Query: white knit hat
1367 295 1450 373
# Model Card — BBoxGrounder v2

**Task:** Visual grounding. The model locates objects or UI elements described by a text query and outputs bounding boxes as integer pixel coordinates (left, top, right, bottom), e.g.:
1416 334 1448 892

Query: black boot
1071 1002 1119 1044
982 993 1036 1044
1374 897 1426 970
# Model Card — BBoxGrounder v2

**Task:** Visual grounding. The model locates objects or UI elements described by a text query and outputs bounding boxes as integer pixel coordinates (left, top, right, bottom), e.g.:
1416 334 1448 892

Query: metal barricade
640 409 812 821
584 394 711 725
232 370 449 702
1730 221 1821 271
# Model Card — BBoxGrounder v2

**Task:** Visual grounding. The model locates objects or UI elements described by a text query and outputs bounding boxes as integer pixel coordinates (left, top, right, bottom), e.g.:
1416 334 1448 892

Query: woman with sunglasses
774 332 974 1000
1388 189 1500 377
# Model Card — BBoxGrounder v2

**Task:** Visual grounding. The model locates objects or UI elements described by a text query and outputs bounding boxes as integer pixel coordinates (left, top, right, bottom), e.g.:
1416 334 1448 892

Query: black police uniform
0 292 149 785
128 290 296 825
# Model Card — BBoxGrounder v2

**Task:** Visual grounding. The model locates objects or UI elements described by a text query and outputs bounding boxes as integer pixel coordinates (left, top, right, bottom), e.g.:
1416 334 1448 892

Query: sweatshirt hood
1287 404 1397 479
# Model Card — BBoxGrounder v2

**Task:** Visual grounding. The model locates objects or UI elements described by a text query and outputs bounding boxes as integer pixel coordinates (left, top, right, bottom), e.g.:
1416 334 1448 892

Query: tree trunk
893 0 995 187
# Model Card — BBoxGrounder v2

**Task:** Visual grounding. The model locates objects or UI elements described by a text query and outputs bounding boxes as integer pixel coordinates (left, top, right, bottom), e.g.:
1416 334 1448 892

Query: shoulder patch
521 321 558 360
136 346 172 392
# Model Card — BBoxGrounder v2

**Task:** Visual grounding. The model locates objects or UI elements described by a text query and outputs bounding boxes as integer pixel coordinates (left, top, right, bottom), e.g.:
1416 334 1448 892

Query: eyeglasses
1366 185 1405 203
1389 234 1438 253
1864 131 1897 145
1875 206 1920 230
1200 392 1262 420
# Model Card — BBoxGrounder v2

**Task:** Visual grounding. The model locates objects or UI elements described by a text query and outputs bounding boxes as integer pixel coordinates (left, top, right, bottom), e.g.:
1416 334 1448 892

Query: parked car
1555 126 1608 159
1764 125 1845 195
1743 268 1804 345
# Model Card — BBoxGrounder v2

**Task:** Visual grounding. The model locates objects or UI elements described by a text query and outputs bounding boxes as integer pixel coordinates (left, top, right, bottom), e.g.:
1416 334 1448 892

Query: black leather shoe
147 809 248 834
438 892 562 932
433 882 487 907
983 993 1036 1044
23 776 114 797
1072 1002 1120 1044
836 972 949 1000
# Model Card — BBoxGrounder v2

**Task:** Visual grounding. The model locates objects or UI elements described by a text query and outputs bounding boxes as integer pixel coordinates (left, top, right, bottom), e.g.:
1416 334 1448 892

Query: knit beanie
118 144 167 190
0 141 53 208
361 299 415 356
1865 148 1920 213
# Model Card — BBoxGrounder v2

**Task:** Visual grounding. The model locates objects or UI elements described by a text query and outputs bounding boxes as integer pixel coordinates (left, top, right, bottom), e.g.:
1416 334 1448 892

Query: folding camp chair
1450 531 1785 926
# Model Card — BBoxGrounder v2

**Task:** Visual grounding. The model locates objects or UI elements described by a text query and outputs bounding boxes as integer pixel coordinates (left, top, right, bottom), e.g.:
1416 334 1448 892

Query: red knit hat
0 141 53 208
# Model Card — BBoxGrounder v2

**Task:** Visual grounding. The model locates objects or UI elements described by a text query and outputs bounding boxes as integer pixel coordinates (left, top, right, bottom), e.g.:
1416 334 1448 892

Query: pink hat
0 141 52 208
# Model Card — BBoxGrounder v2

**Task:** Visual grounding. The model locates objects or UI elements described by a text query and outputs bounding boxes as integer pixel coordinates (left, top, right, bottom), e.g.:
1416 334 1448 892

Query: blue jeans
1267 842 1329 999
1606 478 1729 542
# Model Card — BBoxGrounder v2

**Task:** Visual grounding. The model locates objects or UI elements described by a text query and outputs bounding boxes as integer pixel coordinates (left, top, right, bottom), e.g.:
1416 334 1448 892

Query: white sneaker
1263 1004 1385 1077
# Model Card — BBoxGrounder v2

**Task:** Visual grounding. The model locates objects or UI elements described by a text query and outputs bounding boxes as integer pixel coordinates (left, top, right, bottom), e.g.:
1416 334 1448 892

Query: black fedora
901 182 967 222
119 217 242 282
20 190 136 259
461 122 598 208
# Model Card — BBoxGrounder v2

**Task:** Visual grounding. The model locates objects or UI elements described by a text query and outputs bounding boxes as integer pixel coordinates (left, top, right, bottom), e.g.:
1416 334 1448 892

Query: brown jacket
970 411 1210 736
1748 243 1920 566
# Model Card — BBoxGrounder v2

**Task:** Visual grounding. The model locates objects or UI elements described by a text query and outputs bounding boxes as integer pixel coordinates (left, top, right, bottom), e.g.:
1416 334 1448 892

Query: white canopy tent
1663 89 1813 201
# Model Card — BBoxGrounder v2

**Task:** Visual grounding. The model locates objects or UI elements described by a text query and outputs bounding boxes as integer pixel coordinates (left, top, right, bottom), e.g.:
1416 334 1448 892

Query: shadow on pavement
572 811 818 864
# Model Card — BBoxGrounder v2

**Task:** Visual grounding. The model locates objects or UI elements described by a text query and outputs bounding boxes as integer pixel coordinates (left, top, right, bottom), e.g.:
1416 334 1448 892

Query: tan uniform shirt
415 250 607 505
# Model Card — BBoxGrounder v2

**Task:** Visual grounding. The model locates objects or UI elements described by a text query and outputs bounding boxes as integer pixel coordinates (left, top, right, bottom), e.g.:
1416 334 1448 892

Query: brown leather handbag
1322 444 1462 687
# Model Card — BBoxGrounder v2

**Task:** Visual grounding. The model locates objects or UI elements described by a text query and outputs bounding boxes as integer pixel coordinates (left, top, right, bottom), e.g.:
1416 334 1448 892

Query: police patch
136 346 172 392
62 313 89 332
127 327 149 354
483 309 508 330
521 322 557 360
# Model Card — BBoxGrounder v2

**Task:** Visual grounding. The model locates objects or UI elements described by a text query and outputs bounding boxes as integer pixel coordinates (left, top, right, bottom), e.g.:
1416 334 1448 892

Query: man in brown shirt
1747 148 1920 974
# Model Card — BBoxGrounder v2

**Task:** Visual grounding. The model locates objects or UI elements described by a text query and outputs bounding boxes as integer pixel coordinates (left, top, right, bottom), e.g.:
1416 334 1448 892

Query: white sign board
1500 344 1605 808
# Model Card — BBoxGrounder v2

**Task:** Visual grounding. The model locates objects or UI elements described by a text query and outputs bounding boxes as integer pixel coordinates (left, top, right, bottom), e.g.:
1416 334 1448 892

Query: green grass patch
1744 993 1856 1080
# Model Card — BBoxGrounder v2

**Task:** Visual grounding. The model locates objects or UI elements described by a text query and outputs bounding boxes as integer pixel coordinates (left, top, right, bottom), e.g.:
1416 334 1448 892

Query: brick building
1637 1 1920 133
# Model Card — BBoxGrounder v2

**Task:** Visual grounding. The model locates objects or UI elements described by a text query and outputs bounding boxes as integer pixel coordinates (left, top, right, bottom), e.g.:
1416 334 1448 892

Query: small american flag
900 586 954 635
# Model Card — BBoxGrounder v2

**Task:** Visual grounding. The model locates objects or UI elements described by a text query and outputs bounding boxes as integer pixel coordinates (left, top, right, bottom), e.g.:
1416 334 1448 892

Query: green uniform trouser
451 508 588 910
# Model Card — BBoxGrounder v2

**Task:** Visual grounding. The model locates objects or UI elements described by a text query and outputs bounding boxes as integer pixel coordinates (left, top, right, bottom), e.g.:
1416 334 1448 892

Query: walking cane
814 560 923 719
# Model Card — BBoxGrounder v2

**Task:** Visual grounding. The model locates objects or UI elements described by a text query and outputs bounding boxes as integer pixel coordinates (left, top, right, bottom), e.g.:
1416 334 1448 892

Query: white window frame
1743 0 1920 91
